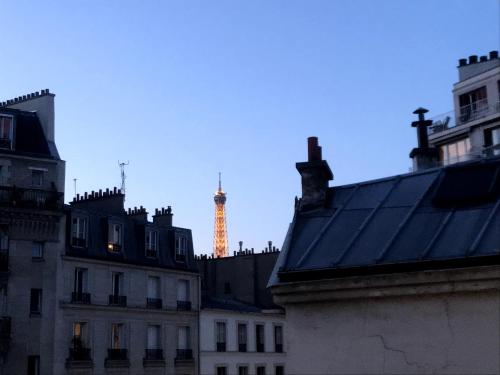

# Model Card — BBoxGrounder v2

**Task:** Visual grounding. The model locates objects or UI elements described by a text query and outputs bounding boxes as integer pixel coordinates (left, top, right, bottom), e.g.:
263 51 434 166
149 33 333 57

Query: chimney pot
458 58 467 66
468 55 478 64
480 55 488 62
490 51 499 59
307 137 322 161
239 241 243 251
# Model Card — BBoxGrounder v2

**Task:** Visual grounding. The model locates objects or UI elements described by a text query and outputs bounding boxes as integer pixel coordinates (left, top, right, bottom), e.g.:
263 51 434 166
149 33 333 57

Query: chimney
127 206 148 223
153 206 173 227
4 89 55 142
490 51 499 59
409 108 439 171
296 137 333 209
468 55 478 64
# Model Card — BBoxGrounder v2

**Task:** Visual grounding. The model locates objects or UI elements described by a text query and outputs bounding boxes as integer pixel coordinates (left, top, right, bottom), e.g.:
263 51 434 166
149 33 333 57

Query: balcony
143 348 165 367
145 248 157 258
216 342 226 352
107 243 122 253
146 298 162 309
0 137 12 150
71 237 87 248
175 253 186 262
105 348 130 368
0 186 63 211
177 300 191 311
71 292 91 304
429 100 500 136
66 347 92 369
108 295 127 307
175 349 193 361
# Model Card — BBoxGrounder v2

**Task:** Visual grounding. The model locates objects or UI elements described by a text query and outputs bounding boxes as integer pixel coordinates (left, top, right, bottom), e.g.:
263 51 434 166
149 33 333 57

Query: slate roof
270 156 500 285
0 107 60 159
202 297 264 313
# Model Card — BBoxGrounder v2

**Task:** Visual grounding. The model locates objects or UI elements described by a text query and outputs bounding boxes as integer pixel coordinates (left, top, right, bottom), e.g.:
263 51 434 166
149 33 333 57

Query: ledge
104 358 130 368
65 359 93 369
59 301 198 315
143 358 166 367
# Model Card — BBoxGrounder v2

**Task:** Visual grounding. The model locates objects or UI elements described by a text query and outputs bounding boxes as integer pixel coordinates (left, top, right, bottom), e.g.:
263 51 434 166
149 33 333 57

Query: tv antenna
118 161 129 198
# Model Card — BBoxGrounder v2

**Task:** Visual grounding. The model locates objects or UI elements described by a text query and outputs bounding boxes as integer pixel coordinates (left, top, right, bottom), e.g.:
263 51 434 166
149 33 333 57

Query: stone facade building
0 91 199 375
197 244 286 375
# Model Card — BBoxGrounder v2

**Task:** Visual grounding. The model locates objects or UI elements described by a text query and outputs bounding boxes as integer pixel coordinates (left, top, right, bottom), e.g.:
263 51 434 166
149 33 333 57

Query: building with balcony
270 135 499 374
0 90 200 375
0 90 66 374
427 50 499 166
197 243 286 375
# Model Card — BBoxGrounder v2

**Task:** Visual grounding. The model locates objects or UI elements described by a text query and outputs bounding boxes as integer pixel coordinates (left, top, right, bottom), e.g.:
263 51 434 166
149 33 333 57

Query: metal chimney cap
413 107 428 115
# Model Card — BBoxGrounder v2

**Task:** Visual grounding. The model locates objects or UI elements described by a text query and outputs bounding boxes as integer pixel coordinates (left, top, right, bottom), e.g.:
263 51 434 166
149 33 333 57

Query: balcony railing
145 248 157 258
71 292 91 304
145 348 164 360
71 237 87 248
107 348 128 360
429 101 500 135
0 186 63 210
107 243 122 253
68 347 91 361
216 342 226 352
275 343 283 353
146 298 162 309
175 253 186 262
0 138 12 150
108 295 127 307
175 349 193 360
238 343 247 352
0 251 8 272
177 300 191 311
256 343 265 352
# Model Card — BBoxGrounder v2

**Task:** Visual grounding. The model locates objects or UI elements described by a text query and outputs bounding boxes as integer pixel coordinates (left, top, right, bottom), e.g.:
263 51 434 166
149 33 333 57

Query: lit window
0 115 13 150
32 242 43 259
439 138 471 165
72 322 87 348
31 170 44 187
71 217 87 247
107 223 123 252
111 323 124 349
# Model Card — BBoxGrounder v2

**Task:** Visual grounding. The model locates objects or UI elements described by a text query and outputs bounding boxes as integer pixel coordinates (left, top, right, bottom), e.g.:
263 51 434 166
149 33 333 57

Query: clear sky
1 0 499 254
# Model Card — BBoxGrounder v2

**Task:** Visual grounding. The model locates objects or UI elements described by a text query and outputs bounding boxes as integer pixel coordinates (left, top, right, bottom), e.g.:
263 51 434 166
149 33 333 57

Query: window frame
237 322 248 352
71 215 88 248
107 221 123 253
175 233 188 262
31 241 44 260
30 288 42 315
273 324 284 353
0 115 14 150
215 320 227 352
255 323 265 352
30 169 44 188
145 228 159 257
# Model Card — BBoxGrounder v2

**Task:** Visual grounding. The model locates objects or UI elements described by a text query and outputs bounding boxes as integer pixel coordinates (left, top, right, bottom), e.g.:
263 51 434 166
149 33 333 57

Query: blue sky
1 0 499 254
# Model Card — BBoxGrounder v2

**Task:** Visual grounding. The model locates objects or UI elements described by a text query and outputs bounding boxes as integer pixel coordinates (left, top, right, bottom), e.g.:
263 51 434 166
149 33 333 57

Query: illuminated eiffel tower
213 173 228 258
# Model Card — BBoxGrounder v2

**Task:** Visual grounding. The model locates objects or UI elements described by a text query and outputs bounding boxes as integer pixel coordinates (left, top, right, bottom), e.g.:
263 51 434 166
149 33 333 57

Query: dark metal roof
0 108 60 160
270 156 500 285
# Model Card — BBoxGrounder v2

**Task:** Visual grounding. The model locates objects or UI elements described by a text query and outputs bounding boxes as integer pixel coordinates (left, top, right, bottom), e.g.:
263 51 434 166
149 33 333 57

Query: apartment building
197 243 286 375
0 90 199 375
427 50 499 166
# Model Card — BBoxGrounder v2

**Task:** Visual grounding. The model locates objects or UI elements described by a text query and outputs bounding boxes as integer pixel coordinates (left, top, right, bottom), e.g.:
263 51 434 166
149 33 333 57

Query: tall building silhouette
213 173 228 257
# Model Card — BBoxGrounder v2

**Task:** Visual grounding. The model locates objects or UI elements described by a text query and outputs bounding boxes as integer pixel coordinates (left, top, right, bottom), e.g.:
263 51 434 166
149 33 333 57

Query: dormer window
175 235 187 262
71 216 88 248
145 229 158 258
31 169 44 188
0 115 13 150
107 222 123 253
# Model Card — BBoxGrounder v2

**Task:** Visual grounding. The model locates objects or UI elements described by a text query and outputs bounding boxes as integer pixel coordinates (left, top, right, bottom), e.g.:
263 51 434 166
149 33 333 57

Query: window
238 366 249 375
111 323 125 349
238 323 247 352
175 235 187 261
145 229 158 257
275 365 285 375
109 272 126 306
0 115 13 150
216 366 227 375
30 289 42 315
0 227 7 251
274 325 283 353
439 138 471 165
71 217 87 247
177 326 191 352
31 170 44 188
484 126 500 156
72 268 89 303
147 276 162 308
107 222 123 252
32 241 43 259
177 279 191 310
216 322 226 352
256 324 265 352
459 86 488 123
147 325 160 349
256 366 266 375
224 282 231 294
27 355 40 375
72 322 87 348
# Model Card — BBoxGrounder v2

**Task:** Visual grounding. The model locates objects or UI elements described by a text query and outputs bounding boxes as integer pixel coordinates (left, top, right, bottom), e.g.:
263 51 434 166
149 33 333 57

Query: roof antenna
218 172 222 191
118 161 129 199
73 178 77 198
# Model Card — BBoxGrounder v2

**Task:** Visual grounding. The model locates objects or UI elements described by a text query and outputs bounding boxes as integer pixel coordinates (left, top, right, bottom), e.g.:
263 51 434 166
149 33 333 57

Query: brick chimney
296 137 333 209
153 206 173 227
409 108 439 171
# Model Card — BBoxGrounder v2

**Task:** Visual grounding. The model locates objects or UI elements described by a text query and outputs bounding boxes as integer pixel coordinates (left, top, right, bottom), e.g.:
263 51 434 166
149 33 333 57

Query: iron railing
256 342 265 352
238 343 247 352
71 292 91 304
0 138 12 150
145 349 163 360
107 348 128 360
275 343 283 353
175 349 193 360
0 186 63 210
177 300 191 311
216 342 226 352
108 295 127 307
146 298 162 309
145 248 157 258
68 347 91 361
71 237 87 248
